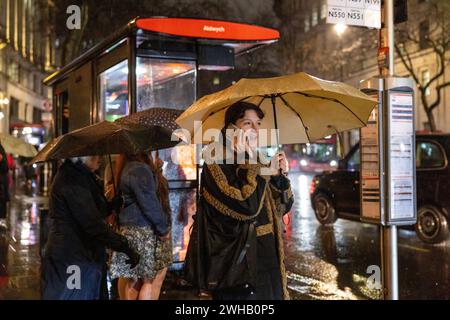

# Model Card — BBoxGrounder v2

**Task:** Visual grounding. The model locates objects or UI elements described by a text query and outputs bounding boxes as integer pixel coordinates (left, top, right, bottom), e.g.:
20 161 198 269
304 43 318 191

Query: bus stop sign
360 76 417 226
326 0 382 29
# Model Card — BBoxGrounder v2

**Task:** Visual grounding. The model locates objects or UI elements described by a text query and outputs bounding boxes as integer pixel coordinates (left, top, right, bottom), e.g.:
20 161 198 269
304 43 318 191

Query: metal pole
381 0 399 300
386 0 395 76
380 224 399 299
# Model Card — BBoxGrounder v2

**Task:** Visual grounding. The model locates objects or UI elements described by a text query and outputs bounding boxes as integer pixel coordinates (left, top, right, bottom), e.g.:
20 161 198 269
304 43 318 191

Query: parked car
310 133 450 244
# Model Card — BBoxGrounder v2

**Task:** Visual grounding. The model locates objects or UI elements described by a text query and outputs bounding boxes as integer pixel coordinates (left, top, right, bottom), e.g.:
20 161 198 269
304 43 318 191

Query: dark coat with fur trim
184 159 293 300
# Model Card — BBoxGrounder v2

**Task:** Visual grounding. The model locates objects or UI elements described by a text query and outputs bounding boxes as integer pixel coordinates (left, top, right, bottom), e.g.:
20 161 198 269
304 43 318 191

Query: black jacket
184 161 293 298
44 159 131 265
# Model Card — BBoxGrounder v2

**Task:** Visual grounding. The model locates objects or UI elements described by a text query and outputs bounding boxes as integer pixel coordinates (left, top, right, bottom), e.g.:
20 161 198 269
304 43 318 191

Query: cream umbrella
176 72 377 145
0 133 38 157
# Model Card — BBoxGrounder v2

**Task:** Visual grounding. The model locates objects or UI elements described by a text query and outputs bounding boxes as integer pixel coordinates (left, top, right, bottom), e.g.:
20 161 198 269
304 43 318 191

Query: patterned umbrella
115 107 183 132
30 120 180 165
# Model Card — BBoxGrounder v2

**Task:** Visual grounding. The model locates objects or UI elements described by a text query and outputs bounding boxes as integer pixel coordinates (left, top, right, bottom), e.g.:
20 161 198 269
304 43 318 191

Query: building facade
0 0 56 143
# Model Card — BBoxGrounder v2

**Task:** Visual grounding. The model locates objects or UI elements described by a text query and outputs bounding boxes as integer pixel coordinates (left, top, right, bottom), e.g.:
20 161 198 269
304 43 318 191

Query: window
135 57 197 181
419 20 430 50
416 141 445 168
9 96 19 122
7 60 19 82
304 17 310 32
33 107 42 124
9 0 15 48
98 60 129 122
421 69 430 95
32 73 40 93
320 1 328 20
136 58 196 112
312 6 318 26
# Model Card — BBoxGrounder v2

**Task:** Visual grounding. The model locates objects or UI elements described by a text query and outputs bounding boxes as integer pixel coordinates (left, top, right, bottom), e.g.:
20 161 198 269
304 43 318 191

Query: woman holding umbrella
184 102 294 300
41 156 140 300
180 71 377 300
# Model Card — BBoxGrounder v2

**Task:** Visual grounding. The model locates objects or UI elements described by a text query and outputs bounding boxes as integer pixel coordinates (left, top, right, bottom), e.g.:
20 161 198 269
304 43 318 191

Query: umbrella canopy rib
207 95 268 118
278 94 312 142
292 91 367 127
256 96 265 108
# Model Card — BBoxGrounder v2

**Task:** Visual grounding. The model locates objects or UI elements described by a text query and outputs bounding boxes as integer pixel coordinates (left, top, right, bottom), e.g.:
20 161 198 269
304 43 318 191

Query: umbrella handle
271 95 284 177
271 95 280 150
108 154 117 197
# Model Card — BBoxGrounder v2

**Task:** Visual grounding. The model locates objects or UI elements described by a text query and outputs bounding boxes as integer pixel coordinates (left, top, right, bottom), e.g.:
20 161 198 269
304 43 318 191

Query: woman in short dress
110 152 172 300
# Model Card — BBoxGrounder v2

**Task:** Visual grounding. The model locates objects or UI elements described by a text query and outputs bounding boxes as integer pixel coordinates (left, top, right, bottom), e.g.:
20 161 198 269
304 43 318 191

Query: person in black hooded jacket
41 156 140 300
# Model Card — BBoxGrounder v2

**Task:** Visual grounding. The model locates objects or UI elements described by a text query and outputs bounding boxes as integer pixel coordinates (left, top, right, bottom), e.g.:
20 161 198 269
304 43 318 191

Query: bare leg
117 277 126 299
138 278 154 300
150 268 168 300
119 278 141 300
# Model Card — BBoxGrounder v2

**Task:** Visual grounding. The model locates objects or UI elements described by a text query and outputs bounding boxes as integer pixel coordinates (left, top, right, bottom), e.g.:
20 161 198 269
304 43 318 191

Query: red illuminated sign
136 18 280 41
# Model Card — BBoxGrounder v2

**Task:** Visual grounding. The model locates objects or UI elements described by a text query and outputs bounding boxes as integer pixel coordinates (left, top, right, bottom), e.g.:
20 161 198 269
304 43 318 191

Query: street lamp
334 23 347 37
333 24 347 81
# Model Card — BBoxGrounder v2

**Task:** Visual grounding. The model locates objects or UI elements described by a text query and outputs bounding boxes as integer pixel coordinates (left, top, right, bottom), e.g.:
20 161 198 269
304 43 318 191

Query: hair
114 152 171 220
221 101 265 146
223 101 265 129
148 151 171 220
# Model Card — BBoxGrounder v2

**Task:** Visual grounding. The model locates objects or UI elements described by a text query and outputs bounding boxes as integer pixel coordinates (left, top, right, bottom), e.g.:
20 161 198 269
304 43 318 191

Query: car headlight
330 160 338 167
300 159 308 167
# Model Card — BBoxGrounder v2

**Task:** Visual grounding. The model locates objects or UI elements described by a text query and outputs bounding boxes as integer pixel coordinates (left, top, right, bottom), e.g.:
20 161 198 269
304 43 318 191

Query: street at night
0 0 450 310
1 173 449 300
285 173 450 300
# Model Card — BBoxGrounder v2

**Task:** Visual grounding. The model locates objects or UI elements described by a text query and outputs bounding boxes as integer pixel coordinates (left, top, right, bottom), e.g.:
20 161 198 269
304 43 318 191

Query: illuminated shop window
99 60 129 122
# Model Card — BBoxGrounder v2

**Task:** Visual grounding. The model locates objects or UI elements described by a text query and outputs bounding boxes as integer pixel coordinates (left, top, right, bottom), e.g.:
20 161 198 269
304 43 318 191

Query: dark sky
226 0 274 21
171 0 276 24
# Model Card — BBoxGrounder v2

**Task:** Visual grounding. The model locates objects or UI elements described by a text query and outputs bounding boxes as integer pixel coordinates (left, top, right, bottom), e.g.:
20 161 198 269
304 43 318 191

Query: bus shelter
44 17 279 266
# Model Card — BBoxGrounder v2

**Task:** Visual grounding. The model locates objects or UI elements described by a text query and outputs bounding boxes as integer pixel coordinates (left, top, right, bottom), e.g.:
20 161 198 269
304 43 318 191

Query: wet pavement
284 173 450 300
0 173 449 300
0 191 45 299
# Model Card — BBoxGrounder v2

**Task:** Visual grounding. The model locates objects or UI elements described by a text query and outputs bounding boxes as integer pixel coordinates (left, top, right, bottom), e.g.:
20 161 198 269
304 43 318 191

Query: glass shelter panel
136 58 196 111
137 57 197 264
99 60 129 122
